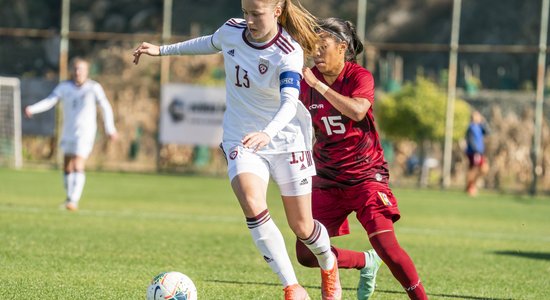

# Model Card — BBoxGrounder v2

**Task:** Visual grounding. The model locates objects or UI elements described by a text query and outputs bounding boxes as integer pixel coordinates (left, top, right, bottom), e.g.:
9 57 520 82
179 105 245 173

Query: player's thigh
231 172 269 218
354 183 401 233
222 144 270 217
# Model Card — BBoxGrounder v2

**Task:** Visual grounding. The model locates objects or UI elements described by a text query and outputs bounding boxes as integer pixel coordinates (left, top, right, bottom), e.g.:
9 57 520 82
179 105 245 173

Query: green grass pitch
0 168 549 299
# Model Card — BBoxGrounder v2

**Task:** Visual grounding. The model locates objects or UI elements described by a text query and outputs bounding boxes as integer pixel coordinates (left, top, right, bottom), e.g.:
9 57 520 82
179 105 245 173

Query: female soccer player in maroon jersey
296 18 428 300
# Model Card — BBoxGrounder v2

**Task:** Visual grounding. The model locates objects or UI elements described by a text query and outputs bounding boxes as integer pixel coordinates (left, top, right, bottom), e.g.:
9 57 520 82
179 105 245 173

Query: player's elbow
346 99 370 121
348 111 367 122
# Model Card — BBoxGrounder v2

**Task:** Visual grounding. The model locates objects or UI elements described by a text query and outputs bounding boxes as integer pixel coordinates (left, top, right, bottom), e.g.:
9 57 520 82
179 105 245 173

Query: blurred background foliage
1 0 549 192
377 76 470 142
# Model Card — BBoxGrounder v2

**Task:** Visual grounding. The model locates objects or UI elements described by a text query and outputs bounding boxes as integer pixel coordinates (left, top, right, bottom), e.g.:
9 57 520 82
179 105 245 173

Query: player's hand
302 67 318 87
242 131 271 152
24 106 33 118
108 132 119 141
133 42 161 65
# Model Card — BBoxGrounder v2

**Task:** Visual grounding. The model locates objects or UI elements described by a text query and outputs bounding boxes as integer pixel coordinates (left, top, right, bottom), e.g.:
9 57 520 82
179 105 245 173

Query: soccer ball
146 271 197 300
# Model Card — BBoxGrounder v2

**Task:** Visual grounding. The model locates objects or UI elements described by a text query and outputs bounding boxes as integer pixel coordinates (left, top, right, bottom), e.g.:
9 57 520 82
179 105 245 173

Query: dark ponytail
344 20 364 62
317 18 364 62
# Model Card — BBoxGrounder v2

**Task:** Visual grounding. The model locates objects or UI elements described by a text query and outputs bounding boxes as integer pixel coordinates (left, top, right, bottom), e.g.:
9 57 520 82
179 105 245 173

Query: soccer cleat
466 181 478 197
357 249 383 300
283 284 310 300
321 256 342 300
467 185 478 197
65 201 78 211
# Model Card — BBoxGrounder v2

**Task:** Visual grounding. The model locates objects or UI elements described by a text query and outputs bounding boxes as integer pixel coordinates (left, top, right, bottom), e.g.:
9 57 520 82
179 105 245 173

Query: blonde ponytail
277 0 318 57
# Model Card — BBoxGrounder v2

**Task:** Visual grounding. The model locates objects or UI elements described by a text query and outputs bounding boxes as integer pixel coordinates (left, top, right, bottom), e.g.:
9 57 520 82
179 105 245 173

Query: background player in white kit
25 57 118 211
133 0 341 299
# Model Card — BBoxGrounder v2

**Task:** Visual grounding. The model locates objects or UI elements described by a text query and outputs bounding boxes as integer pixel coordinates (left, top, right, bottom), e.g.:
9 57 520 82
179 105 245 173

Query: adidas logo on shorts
300 164 306 170
299 178 309 185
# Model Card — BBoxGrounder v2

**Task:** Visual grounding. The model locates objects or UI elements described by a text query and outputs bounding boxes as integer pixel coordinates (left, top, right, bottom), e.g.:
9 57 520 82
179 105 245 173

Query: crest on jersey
377 192 392 206
229 150 238 160
258 58 269 74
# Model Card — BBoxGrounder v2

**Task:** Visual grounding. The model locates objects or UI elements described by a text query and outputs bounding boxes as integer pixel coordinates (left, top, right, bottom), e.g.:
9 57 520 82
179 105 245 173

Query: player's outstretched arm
24 95 60 118
133 42 160 65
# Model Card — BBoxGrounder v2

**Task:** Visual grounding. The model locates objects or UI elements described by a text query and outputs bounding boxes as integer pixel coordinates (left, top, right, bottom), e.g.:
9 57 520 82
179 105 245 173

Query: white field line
2 204 549 243
0 203 242 223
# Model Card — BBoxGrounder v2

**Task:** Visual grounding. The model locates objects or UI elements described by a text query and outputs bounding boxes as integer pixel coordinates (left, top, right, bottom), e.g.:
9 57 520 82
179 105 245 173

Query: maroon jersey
300 62 389 188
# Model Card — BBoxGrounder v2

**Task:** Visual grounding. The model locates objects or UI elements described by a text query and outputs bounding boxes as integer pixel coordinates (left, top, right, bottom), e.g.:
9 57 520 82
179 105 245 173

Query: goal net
0 77 22 169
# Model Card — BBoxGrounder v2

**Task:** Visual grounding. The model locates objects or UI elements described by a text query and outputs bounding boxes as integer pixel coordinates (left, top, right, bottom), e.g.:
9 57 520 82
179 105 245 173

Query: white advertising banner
160 83 226 146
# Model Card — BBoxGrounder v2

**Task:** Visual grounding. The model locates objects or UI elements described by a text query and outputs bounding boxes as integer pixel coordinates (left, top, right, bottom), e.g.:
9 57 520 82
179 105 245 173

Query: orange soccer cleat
283 283 310 300
65 201 78 211
321 258 342 300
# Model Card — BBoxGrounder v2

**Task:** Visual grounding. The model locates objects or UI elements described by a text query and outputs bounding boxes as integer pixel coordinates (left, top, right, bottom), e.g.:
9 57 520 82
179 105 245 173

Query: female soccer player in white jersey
133 1 341 299
25 58 118 211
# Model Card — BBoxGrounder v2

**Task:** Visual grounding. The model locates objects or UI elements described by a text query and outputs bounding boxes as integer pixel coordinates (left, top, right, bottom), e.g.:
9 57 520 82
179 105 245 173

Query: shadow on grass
494 250 550 261
206 279 514 300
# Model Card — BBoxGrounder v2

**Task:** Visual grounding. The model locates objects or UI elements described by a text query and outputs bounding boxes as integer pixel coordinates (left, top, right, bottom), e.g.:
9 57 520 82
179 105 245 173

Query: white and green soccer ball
146 271 197 300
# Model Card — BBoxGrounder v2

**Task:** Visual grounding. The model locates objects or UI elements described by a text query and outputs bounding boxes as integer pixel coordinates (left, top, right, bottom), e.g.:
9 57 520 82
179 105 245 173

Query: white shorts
221 144 316 196
61 139 94 158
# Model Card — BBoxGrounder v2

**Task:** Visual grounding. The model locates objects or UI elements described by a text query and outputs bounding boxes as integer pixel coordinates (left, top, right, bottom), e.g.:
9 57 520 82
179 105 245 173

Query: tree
376 76 470 186
376 76 470 142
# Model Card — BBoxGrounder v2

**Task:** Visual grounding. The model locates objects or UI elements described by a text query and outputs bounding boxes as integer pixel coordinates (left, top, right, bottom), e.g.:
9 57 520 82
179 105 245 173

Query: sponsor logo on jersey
258 58 269 74
229 150 238 160
299 178 309 185
378 192 392 206
309 103 324 110
227 49 235 56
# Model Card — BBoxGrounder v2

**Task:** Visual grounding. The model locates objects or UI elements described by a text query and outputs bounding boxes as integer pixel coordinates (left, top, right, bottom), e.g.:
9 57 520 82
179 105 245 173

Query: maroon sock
295 238 319 267
369 231 428 299
296 240 366 269
332 246 366 269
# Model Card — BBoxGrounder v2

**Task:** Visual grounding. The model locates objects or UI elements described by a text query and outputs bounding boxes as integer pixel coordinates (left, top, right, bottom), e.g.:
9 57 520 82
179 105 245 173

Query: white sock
247 210 298 287
71 172 86 204
64 172 75 201
299 220 335 270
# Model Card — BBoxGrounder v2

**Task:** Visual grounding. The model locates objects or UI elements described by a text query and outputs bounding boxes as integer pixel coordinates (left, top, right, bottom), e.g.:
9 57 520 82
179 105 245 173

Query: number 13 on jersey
234 65 250 88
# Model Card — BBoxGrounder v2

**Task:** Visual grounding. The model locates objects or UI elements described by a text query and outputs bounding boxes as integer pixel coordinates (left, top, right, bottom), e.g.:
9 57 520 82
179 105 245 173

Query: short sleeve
350 68 375 103
279 47 304 76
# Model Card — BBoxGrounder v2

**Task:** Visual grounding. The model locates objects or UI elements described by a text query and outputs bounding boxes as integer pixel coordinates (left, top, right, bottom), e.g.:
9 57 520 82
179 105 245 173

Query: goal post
0 77 22 169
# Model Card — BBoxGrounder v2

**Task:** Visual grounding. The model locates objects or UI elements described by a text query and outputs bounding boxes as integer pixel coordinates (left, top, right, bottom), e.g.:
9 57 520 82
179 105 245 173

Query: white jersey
212 18 313 153
27 80 116 144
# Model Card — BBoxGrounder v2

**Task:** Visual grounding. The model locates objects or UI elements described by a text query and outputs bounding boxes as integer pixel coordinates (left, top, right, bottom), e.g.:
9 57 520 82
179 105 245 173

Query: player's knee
290 225 311 240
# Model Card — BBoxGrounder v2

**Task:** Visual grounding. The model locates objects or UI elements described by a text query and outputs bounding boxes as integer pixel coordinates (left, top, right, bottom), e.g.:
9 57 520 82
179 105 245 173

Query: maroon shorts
311 182 401 237
467 153 486 168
